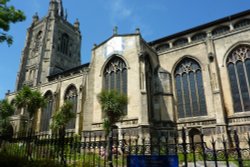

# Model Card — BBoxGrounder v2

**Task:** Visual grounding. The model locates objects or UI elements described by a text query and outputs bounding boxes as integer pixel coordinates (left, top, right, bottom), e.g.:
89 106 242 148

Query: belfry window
64 85 77 129
59 33 69 55
103 56 127 94
174 58 207 118
40 91 53 132
227 45 250 112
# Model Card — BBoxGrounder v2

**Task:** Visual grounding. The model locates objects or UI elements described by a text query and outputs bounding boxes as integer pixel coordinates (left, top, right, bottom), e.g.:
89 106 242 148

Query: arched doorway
189 128 201 143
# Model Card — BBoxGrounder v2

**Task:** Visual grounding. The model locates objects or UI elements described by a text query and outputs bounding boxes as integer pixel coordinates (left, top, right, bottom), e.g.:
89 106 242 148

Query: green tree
97 90 128 134
0 0 26 45
14 86 46 159
50 100 75 133
97 90 128 167
14 86 46 133
50 101 74 166
0 99 14 137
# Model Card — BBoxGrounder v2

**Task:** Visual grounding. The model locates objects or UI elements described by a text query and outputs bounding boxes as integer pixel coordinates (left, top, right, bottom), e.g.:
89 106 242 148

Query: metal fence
0 128 250 167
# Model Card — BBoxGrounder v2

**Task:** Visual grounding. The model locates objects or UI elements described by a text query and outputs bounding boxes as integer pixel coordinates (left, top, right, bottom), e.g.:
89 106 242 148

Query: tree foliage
14 86 46 119
0 99 14 135
50 101 75 131
0 0 25 45
97 90 128 134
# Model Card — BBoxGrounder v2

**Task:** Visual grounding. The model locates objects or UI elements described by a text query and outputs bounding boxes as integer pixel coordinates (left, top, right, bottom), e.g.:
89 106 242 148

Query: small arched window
226 45 250 112
59 33 69 55
191 32 207 42
103 56 127 94
173 38 188 47
40 91 53 132
212 26 230 36
174 58 207 118
234 19 250 29
64 85 77 129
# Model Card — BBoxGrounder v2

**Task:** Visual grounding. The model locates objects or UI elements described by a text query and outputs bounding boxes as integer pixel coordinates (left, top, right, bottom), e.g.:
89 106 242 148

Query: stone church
6 0 250 142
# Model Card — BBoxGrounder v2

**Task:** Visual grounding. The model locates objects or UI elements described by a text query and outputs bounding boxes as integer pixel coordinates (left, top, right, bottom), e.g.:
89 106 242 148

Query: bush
0 151 63 167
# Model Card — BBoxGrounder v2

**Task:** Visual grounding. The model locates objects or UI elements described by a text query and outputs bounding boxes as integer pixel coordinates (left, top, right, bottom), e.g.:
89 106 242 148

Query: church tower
16 0 81 90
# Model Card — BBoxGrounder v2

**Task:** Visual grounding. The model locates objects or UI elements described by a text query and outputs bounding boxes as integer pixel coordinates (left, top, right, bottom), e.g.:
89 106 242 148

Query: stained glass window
103 56 127 114
226 45 250 112
174 58 207 118
41 91 53 132
103 56 127 94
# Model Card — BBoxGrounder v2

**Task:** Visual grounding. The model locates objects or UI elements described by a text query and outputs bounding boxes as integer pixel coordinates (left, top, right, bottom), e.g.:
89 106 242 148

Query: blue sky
1 0 250 99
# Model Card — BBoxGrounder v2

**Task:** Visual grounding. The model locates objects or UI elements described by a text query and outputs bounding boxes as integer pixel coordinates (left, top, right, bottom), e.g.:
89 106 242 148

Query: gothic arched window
103 56 127 94
174 58 207 118
64 85 77 129
59 33 69 55
226 45 250 112
40 91 53 132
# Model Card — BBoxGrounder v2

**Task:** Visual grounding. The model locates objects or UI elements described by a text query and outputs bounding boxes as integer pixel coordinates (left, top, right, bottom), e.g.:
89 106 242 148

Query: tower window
226 45 250 112
174 58 207 118
33 31 42 52
59 33 69 55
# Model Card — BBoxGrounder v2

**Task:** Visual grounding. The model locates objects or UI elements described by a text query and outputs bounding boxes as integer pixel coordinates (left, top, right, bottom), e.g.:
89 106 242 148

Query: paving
180 161 238 167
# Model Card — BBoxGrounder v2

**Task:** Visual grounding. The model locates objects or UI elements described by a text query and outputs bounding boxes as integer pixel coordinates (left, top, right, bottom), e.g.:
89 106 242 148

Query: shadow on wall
149 64 177 138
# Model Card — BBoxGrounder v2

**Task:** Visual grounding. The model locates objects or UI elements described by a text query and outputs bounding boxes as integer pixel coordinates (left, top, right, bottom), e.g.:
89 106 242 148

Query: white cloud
109 0 132 23
107 0 153 38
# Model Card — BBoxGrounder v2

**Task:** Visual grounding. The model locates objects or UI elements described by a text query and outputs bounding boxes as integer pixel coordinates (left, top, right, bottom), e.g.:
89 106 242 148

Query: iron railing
0 128 250 167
